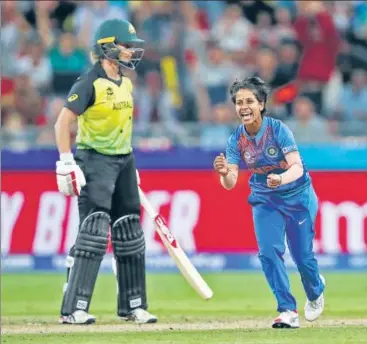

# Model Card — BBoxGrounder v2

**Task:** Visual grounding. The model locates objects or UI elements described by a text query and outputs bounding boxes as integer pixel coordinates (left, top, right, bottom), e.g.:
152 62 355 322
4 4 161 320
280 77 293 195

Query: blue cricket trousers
249 184 325 312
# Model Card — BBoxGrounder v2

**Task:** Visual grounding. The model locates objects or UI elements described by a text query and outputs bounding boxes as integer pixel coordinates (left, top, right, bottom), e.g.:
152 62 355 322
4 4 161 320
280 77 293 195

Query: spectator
180 1 213 93
275 1 297 18
252 11 279 49
286 96 334 143
344 2 367 72
16 35 53 94
276 42 299 84
2 108 34 151
238 0 275 25
253 48 290 89
134 70 181 135
72 1 127 48
325 1 353 34
211 4 253 53
194 41 236 106
35 3 88 94
350 1 367 40
200 103 235 149
48 32 88 74
2 0 366 150
333 69 367 122
334 69 367 137
1 0 33 76
129 2 161 75
337 39 354 84
135 1 182 77
193 1 227 27
23 0 77 33
13 72 46 127
270 42 301 118
294 1 340 114
273 6 297 44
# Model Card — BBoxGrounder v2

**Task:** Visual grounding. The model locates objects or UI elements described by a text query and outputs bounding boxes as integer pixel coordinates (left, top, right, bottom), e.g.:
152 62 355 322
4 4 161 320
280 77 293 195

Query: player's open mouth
240 112 252 120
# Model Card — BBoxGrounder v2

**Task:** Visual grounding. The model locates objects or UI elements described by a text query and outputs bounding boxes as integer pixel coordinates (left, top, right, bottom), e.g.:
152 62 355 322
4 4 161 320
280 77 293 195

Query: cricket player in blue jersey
213 77 325 329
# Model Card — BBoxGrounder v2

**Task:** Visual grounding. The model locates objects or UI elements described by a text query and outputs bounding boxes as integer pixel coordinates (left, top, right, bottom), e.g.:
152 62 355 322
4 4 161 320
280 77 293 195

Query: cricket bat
138 187 214 300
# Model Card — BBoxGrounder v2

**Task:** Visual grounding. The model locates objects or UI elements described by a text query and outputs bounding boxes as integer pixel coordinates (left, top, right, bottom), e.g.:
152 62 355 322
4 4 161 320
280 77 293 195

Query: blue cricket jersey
226 116 311 195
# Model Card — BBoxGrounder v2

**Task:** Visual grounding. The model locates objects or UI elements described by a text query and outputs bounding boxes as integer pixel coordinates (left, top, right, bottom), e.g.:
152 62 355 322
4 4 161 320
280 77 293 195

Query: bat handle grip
138 187 159 219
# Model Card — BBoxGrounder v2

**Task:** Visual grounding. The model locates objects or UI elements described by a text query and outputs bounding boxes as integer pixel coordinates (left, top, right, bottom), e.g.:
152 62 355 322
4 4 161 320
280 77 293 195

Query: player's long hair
230 76 271 116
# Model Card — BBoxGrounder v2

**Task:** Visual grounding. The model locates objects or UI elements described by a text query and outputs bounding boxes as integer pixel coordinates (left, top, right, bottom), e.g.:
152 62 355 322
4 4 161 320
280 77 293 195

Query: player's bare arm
54 107 78 155
214 153 238 190
267 151 303 188
282 151 304 185
54 108 85 197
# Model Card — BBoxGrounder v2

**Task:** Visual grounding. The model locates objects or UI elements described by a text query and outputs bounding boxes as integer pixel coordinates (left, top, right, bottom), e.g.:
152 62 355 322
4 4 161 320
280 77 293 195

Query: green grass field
2 272 367 343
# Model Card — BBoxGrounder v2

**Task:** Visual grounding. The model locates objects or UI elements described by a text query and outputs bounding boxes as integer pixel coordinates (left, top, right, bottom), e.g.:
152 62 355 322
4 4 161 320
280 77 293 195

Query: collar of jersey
242 116 268 145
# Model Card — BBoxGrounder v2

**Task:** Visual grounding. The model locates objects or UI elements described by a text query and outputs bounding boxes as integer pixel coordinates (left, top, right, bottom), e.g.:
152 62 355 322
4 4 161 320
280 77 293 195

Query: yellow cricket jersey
64 63 134 155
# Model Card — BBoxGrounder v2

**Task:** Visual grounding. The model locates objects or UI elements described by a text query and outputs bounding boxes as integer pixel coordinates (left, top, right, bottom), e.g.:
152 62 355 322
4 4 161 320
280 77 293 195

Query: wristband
60 152 74 162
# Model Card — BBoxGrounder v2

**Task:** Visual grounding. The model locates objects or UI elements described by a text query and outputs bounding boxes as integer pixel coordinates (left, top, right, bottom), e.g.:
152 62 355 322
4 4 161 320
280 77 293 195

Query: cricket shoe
305 275 326 322
59 310 96 325
272 310 300 329
121 308 158 324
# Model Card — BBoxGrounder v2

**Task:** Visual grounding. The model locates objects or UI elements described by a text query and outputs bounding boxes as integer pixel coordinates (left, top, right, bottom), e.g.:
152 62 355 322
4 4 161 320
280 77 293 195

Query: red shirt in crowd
294 10 340 83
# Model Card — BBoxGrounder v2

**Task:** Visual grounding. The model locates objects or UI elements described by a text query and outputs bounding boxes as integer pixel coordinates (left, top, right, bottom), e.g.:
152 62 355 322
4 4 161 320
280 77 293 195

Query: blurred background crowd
2 0 367 151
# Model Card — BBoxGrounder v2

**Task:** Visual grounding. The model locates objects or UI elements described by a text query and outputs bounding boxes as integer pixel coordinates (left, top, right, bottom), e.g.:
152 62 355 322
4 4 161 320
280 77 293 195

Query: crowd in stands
2 0 367 151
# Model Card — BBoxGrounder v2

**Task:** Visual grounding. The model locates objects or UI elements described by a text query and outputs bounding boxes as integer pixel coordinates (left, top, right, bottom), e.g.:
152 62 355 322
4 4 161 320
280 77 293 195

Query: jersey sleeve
226 132 241 165
276 121 298 155
64 77 95 115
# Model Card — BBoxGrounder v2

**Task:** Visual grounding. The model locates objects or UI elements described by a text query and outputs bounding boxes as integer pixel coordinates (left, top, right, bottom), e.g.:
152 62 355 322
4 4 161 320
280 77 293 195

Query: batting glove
56 153 86 196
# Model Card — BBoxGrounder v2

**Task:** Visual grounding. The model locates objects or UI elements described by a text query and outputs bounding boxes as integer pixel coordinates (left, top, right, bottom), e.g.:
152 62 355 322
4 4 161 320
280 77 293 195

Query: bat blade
139 187 213 300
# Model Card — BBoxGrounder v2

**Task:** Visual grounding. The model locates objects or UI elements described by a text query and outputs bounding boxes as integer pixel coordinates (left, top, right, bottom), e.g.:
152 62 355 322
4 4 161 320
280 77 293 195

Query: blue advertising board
2 144 367 171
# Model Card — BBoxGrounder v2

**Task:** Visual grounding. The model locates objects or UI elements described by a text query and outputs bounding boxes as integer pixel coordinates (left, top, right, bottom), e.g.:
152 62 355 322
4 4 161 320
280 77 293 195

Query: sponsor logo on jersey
68 94 78 102
282 145 297 154
112 101 133 110
243 151 256 165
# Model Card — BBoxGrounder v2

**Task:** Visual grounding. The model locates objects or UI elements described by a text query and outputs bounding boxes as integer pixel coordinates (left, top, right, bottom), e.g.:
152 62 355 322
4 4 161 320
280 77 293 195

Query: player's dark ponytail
229 76 271 116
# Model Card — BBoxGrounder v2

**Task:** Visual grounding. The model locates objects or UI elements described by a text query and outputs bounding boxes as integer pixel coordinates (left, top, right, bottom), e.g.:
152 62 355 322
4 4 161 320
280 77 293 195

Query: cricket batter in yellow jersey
55 19 157 325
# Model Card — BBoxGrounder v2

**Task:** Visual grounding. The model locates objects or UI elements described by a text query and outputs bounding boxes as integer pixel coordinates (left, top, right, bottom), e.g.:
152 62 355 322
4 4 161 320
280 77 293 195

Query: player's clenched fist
267 173 282 188
213 153 229 176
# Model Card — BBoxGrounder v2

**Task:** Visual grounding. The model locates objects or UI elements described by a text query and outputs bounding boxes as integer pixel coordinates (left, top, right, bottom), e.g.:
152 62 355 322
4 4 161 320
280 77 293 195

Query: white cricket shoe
304 275 326 322
121 308 158 324
59 310 96 325
272 310 300 329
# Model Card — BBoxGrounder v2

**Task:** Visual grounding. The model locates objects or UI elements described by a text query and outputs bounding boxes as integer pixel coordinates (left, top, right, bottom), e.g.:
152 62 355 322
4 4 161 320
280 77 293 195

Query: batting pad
61 212 110 315
111 214 147 316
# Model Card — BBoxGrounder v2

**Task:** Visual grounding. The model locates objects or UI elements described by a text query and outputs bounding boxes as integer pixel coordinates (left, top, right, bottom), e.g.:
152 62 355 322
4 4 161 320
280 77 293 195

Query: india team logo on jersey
265 146 279 159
